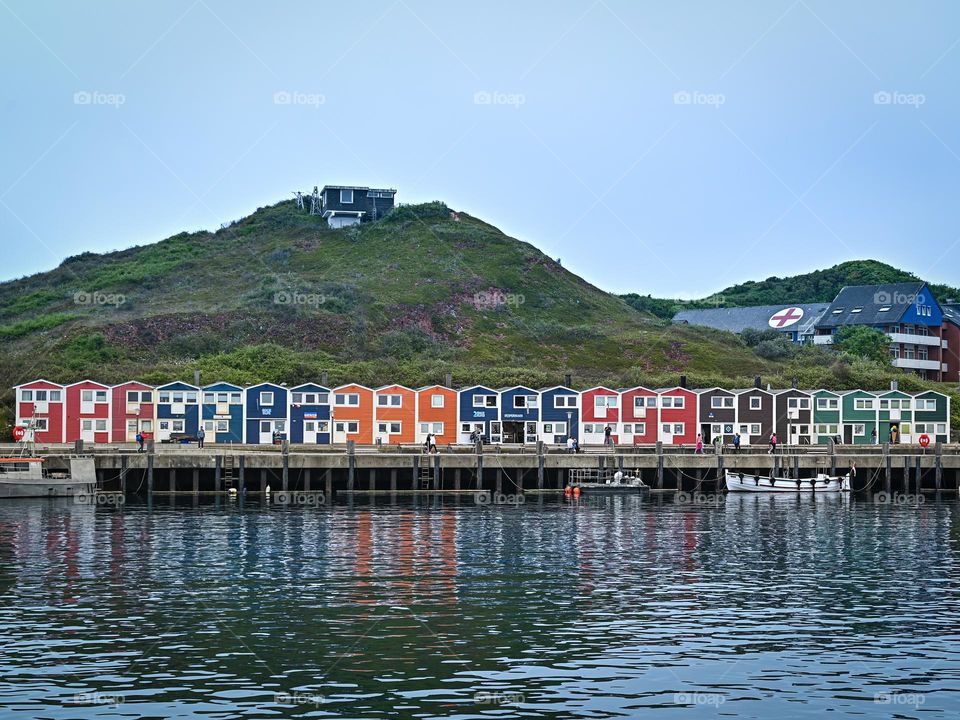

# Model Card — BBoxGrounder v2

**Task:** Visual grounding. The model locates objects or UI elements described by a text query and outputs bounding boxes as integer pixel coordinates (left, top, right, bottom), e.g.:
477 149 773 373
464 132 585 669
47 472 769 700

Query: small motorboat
0 456 97 499
568 469 650 495
725 471 850 493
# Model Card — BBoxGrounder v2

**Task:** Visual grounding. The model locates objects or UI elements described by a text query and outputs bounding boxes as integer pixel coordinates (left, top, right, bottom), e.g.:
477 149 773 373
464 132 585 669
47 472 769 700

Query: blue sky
2 0 960 297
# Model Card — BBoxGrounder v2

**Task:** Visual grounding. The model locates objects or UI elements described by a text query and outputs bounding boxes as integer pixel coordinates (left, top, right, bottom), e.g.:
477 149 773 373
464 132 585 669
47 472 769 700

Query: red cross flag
768 307 804 329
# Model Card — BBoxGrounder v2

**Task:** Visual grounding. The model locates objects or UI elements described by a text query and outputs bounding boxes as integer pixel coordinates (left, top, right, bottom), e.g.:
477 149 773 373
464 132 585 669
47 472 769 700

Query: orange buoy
564 485 572 496
573 486 581 498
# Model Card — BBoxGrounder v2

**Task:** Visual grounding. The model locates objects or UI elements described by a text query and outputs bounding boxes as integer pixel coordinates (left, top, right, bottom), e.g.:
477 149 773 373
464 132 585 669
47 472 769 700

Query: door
790 424 809 445
524 421 538 444
80 419 95 442
333 421 348 443
127 419 138 442
700 423 712 443
489 421 502 444
843 424 853 444
304 421 317 444
259 420 273 444
80 390 94 414
659 422 674 444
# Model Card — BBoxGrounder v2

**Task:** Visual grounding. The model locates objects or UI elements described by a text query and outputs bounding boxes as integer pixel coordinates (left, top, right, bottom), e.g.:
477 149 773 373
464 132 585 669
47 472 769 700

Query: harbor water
1 494 959 718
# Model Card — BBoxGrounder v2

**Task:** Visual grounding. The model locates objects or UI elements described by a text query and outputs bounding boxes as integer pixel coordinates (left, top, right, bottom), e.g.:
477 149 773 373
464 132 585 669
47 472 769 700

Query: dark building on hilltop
813 282 947 381
320 185 397 228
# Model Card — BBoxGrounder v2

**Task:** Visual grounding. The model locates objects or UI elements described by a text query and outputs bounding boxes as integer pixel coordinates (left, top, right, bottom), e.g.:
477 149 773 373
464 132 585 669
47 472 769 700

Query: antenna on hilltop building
310 186 322 215
293 191 304 210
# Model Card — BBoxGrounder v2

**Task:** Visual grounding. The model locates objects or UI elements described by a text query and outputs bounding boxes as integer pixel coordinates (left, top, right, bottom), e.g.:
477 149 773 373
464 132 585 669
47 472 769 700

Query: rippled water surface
2 494 960 718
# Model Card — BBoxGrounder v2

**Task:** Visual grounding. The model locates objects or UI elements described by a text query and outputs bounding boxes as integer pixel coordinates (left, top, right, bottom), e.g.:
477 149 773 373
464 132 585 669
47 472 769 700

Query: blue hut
458 385 500 443
201 382 244 444
289 383 332 444
244 382 289 444
156 381 200 442
498 386 540 444
539 386 579 444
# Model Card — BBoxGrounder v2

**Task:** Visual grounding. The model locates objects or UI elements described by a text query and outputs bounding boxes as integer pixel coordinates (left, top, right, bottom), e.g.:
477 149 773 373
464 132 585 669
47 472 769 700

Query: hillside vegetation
1 202 957 436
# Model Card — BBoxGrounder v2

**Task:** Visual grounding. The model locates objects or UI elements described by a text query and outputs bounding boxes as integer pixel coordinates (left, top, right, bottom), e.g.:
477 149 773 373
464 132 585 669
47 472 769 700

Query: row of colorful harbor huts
13 379 952 446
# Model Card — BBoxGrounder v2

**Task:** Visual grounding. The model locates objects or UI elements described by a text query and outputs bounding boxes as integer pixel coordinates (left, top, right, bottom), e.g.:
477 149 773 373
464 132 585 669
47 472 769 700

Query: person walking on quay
136 431 144 453
695 433 703 454
871 427 878 444
733 432 741 453
604 425 613 446
197 426 205 449
424 433 433 453
768 432 778 455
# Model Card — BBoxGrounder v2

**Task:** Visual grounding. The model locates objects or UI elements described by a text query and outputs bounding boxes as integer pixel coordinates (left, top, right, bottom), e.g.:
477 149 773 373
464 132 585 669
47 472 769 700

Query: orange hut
416 385 458 446
374 384 417 444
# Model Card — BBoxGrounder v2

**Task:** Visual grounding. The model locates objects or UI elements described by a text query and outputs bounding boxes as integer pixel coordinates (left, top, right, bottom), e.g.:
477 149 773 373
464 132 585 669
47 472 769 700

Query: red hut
14 380 66 443
66 380 111 443
111 381 156 442
656 387 698 445
620 386 659 445
580 386 620 444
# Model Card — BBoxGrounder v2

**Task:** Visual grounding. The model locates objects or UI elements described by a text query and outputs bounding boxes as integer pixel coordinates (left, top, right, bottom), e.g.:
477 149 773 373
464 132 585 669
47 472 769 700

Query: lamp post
566 410 572 443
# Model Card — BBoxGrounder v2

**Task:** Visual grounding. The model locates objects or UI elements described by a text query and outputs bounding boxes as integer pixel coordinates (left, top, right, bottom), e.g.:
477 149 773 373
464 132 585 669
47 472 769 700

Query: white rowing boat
725 471 851 493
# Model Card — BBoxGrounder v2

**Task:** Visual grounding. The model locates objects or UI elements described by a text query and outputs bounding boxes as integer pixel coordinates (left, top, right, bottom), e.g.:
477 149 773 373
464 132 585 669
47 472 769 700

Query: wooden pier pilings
9 441 959 496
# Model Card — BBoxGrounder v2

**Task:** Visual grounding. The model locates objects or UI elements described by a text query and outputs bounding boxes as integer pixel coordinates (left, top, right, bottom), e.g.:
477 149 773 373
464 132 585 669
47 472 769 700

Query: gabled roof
459 385 496 393
943 303 960 328
415 384 457 392
732 387 774 395
774 388 812 396
817 282 929 328
693 386 734 394
537 385 578 394
246 381 287 391
202 381 244 391
156 381 200 391
290 382 331 392
374 384 416 393
66 379 111 388
497 385 538 393
673 303 829 335
656 386 695 393
14 379 65 389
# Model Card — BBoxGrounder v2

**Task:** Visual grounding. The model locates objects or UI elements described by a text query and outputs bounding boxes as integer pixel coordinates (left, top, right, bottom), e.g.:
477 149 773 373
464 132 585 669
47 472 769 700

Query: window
159 391 170 403
216 420 229 432
711 397 724 408
646 396 657 407
340 188 353 203
81 390 93 402
335 393 359 406
555 395 577 408
128 391 141 403
937 423 947 434
514 395 538 408
788 398 798 408
94 390 107 402
799 399 810 409
854 424 866 436
214 392 227 404
880 399 889 409
851 307 863 313
879 306 891 312
21 390 33 401
31 418 48 431
172 392 184 403
95 419 107 432
673 423 684 434
141 420 152 431
260 392 274 406
635 422 645 435
750 424 761 435
431 395 445 408
816 398 838 410
461 423 474 432
816 424 838 435
291 393 302 404
712 423 722 434
204 392 216 404
484 395 497 407
317 421 330 432
35 390 47 401
661 423 671 434
419 422 444 434
662 396 683 408
142 391 152 402
902 400 911 409
854 398 874 410
186 392 197 403
378 394 402 406
634 396 648 409
231 392 242 404
594 395 617 408
750 396 762 410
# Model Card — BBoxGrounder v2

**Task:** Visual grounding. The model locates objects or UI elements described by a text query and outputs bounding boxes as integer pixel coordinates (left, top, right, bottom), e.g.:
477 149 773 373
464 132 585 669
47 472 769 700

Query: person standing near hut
604 425 613 446
768 431 778 455
733 432 741 454
695 433 703 454
197 426 205 449
136 431 144 453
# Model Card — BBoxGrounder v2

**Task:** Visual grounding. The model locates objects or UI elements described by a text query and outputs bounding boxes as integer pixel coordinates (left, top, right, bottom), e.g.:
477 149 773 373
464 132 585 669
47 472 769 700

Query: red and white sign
12 426 25 441
919 434 931 448
769 307 804 329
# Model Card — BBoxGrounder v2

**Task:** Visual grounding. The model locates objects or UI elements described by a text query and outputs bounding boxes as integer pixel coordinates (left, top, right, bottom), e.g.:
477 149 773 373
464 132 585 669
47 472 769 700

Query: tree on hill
833 326 891 365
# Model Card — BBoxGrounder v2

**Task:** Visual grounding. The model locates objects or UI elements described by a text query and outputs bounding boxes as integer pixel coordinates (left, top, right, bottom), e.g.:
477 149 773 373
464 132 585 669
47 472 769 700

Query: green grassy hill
1 201 956 436
623 260 960 319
